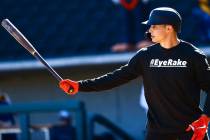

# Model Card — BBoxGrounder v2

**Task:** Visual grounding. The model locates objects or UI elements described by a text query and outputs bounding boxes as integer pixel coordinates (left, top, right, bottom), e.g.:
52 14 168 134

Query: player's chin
151 36 161 43
151 37 158 43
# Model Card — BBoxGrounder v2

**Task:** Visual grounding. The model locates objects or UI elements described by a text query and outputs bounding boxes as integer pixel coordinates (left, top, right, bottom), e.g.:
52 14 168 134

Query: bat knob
69 88 74 93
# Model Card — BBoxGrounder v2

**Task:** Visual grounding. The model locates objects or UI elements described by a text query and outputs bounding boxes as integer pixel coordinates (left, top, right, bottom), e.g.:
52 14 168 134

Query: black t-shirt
79 40 210 133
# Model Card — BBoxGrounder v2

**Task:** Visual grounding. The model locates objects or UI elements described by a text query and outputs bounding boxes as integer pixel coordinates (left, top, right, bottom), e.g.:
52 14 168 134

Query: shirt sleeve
193 51 210 116
78 52 143 92
194 52 210 93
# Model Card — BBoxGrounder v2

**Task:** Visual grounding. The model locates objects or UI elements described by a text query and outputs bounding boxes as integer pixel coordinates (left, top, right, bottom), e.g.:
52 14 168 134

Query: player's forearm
59 52 142 94
78 65 138 92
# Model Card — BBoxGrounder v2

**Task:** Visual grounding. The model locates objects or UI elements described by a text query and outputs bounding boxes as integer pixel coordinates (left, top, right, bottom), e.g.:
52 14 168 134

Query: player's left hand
186 114 210 140
59 79 79 95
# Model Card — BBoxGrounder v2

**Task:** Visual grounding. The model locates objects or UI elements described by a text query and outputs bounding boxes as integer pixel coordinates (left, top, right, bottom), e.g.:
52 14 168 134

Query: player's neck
160 33 180 49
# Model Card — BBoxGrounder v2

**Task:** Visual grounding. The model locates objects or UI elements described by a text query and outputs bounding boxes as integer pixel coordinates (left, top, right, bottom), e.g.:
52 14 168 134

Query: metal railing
87 113 134 140
0 100 133 140
0 100 86 140
0 127 49 140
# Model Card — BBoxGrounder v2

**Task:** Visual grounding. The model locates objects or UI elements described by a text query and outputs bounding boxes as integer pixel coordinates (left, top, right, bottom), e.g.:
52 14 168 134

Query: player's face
148 25 168 43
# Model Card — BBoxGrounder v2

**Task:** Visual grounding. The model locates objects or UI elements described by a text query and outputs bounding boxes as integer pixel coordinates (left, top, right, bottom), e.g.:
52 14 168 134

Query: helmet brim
141 20 149 25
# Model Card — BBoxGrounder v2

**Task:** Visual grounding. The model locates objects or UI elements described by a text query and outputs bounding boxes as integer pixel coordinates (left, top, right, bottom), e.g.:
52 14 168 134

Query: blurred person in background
191 0 210 45
59 7 210 140
0 94 17 140
49 110 76 140
111 0 153 52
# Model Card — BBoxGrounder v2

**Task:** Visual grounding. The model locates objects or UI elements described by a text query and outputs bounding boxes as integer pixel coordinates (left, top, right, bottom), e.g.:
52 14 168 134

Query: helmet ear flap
144 31 152 41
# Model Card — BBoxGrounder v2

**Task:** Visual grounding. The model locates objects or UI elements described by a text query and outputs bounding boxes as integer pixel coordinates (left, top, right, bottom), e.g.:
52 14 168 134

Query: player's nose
148 26 153 33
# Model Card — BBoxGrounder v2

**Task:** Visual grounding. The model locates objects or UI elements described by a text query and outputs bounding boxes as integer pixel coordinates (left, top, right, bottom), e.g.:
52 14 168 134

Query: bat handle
33 52 63 81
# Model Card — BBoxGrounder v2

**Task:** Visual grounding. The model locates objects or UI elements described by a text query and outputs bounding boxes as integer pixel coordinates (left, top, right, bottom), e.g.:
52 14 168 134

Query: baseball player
59 7 210 140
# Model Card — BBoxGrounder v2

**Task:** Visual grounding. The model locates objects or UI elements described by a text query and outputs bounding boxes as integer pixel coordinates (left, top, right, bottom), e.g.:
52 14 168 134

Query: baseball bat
1 19 63 81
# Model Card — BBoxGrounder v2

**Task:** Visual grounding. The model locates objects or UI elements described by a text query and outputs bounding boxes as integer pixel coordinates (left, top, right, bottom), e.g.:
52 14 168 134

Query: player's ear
166 25 173 33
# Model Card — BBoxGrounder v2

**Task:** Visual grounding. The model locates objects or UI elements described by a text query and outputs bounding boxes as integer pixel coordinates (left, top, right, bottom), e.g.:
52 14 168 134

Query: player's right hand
59 79 79 95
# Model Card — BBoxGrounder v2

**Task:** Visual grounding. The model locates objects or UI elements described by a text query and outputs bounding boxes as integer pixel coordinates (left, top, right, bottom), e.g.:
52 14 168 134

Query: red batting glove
186 115 210 140
59 79 79 95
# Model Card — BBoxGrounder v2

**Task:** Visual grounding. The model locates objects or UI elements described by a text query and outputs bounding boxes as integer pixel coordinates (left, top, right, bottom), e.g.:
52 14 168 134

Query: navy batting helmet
142 7 182 33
